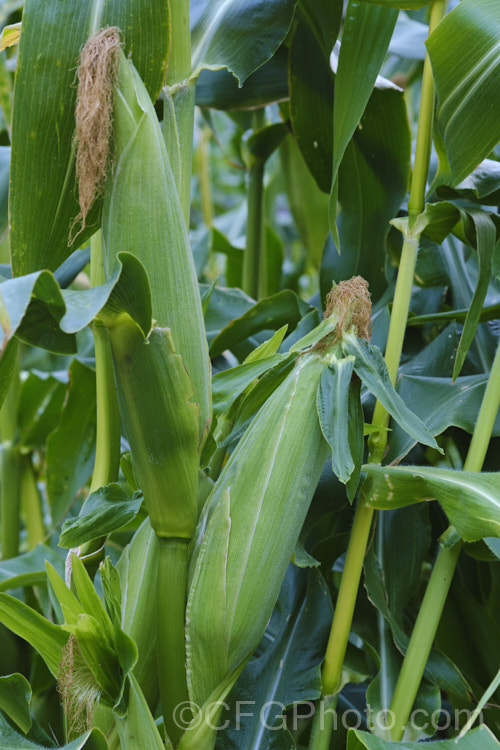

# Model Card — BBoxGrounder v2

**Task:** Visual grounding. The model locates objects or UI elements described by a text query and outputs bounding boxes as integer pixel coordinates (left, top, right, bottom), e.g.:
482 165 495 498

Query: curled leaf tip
70 26 122 245
325 276 372 341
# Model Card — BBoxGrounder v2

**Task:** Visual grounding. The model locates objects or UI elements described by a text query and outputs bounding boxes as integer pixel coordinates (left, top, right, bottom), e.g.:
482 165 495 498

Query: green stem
163 0 194 227
21 456 45 549
308 695 338 750
79 232 120 561
320 0 446 712
322 504 374 695
199 126 213 227
0 350 20 560
407 0 446 222
243 109 266 300
157 538 190 746
389 337 500 740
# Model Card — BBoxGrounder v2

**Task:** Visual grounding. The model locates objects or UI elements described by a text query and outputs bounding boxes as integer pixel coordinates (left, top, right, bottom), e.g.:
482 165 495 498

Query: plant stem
320 0 446 712
21 456 45 549
163 0 194 227
243 109 266 300
322 504 374 695
0 350 21 560
157 538 190 746
309 695 338 750
199 126 213 227
389 336 500 740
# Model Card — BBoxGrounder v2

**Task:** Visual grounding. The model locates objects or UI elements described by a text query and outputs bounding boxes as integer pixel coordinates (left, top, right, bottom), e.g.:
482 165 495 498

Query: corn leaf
329 1 398 241
46 562 84 626
60 484 143 548
74 614 125 705
341 333 439 451
0 593 68 677
361 465 500 543
0 673 31 734
348 725 500 750
212 353 284 416
0 712 108 750
117 520 159 707
0 545 64 593
317 357 357 484
190 0 296 84
427 0 500 185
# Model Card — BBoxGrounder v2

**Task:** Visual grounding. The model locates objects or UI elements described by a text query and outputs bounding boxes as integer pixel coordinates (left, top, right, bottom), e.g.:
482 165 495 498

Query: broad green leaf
212 353 284 416
70 554 114 637
359 0 429 7
117 519 159 708
46 562 84 626
0 673 31 734
0 545 64 592
453 210 497 379
0 712 108 750
107 323 200 538
362 465 500 543
103 52 211 437
280 134 330 270
324 85 411 301
427 0 500 185
195 48 289 110
217 566 332 747
0 593 68 676
317 357 356 484
190 0 296 84
437 159 500 206
46 359 97 524
10 0 169 275
348 726 500 750
17 372 66 450
391 201 459 244
341 333 439 451
387 373 500 463
60 484 143 548
209 290 311 358
289 17 334 192
202 284 254 346
329 2 398 239
299 0 343 58
244 325 288 362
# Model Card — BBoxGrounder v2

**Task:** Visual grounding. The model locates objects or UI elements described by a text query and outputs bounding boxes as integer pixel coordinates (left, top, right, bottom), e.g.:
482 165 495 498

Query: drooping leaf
347 725 500 750
209 290 311 358
329 1 398 239
436 159 500 207
10 0 169 275
362 465 500 543
289 17 334 193
190 0 297 84
317 357 357 485
427 0 500 185
323 84 411 301
59 484 143 548
0 673 31 734
453 210 497 379
341 333 439 451
195 47 289 110
0 545 64 593
0 593 68 677
0 712 108 750
46 359 97 525
387 373 500 463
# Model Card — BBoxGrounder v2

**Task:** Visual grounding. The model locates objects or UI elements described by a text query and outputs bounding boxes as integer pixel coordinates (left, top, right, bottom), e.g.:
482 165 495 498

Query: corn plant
0 1 499 750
